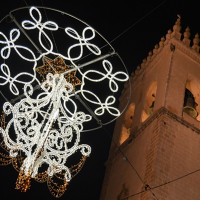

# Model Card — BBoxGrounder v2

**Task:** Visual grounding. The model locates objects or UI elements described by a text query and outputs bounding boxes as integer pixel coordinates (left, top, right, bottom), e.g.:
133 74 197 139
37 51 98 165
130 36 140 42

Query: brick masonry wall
100 108 200 200
152 113 200 200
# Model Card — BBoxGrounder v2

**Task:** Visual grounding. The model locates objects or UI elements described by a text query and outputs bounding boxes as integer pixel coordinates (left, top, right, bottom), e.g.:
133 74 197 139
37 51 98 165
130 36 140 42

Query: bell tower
100 17 200 200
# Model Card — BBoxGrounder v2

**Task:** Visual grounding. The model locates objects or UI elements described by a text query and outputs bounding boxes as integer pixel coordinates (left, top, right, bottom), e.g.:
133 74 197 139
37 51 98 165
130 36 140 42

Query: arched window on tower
119 103 135 145
183 80 200 120
141 81 157 122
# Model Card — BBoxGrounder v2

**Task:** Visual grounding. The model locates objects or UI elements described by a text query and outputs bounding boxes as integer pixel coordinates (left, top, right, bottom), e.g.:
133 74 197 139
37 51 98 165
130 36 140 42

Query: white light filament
0 73 91 181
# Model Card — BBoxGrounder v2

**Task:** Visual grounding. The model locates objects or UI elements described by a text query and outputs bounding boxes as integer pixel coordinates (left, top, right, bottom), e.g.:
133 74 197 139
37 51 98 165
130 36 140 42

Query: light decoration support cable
0 6 129 198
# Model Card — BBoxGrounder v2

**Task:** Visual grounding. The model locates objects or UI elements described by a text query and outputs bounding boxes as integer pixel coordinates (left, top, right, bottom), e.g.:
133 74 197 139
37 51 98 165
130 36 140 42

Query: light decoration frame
0 6 130 198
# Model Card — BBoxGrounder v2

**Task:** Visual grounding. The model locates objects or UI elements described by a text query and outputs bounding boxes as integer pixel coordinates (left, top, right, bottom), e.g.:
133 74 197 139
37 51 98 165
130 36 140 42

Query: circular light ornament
0 6 130 198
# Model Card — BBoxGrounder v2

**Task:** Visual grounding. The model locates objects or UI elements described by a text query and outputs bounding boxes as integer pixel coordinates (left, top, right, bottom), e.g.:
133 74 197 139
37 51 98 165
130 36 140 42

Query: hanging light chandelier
0 6 129 198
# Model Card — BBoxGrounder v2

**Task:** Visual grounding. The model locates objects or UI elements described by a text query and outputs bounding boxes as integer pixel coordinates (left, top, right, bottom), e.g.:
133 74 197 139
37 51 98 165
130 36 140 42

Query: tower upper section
117 16 200 145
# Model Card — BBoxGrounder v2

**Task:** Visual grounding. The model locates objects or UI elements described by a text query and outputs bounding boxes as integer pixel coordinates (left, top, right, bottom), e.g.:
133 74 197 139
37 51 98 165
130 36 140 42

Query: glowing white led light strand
0 73 92 180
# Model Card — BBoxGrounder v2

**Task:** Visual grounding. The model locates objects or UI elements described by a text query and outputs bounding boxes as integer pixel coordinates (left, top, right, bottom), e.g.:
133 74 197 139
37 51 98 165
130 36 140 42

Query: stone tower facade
100 17 200 200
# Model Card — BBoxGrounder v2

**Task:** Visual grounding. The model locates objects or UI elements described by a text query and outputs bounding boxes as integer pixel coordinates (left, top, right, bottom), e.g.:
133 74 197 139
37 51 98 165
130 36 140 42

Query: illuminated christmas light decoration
0 6 129 198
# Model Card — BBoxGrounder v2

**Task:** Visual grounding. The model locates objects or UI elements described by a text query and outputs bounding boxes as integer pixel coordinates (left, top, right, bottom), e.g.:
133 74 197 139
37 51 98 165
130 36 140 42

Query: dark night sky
0 0 199 200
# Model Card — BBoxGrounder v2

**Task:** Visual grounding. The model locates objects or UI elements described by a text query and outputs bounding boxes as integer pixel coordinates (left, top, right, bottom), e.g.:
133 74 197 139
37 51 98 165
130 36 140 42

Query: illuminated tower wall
100 18 200 200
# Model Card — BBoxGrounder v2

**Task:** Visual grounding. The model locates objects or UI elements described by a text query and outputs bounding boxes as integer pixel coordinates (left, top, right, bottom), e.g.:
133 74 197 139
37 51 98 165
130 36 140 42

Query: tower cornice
108 106 200 163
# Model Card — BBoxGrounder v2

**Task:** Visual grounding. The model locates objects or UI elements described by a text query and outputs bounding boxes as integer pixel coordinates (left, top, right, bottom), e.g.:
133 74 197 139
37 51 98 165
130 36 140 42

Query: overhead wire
121 167 200 199
22 0 28 6
109 0 167 45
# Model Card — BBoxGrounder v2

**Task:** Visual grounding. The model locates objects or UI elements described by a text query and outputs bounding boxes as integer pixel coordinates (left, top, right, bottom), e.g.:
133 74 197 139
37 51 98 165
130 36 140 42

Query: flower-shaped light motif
22 6 58 54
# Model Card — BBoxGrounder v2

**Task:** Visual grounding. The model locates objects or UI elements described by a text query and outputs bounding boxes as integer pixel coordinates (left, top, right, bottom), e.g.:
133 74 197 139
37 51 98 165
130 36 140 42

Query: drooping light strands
16 170 31 192
0 73 91 197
